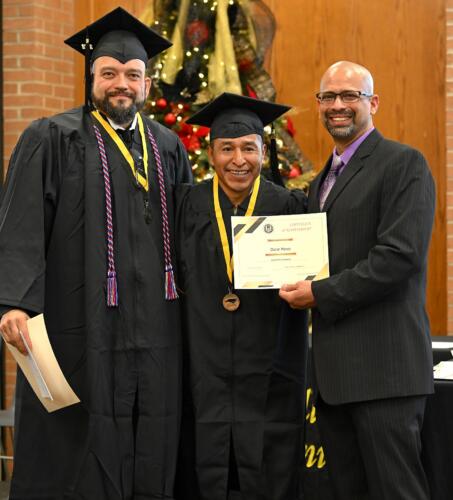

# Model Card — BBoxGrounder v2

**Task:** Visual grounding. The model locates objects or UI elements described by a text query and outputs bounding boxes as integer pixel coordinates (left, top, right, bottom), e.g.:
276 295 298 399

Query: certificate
5 314 80 412
232 213 329 289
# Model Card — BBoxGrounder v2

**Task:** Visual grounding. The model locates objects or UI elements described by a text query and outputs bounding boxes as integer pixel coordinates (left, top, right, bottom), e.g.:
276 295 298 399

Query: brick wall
448 0 453 335
2 0 76 409
3 0 75 175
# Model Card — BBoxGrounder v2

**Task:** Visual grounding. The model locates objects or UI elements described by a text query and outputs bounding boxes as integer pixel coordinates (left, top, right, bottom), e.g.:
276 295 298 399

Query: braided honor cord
146 126 179 300
92 122 119 307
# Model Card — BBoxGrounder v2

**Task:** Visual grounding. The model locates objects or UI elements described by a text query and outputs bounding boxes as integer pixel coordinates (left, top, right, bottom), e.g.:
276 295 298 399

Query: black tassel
83 33 93 111
269 126 284 187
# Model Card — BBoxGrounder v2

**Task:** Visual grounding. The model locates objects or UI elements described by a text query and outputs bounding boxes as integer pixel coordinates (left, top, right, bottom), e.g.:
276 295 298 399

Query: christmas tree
141 0 314 190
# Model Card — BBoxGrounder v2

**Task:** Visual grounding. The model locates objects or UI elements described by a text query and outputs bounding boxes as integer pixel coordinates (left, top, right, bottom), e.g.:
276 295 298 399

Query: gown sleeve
0 119 59 316
285 187 308 215
174 183 194 291
174 139 194 185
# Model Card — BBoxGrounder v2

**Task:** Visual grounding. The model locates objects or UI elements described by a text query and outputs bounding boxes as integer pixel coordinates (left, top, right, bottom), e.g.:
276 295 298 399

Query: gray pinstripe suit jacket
310 129 435 405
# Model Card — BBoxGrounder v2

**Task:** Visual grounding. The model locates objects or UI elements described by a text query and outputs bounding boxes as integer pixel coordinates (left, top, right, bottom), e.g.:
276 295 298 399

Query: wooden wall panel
72 0 447 333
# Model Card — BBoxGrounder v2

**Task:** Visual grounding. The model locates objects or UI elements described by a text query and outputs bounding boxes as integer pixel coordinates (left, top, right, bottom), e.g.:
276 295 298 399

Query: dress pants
317 394 430 500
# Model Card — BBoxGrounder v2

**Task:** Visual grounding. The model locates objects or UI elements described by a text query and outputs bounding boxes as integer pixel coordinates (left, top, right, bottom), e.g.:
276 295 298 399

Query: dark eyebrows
96 65 144 76
215 139 260 148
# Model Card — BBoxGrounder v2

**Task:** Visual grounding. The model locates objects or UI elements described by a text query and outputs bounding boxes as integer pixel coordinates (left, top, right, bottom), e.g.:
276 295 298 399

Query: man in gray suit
279 61 435 500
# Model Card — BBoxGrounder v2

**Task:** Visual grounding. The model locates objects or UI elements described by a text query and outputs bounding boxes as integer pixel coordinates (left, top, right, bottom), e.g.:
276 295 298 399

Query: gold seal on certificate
232 213 329 289
223 293 241 311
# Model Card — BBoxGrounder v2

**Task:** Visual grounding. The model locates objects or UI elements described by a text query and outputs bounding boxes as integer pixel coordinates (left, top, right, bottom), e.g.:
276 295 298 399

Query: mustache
106 90 135 98
326 110 354 118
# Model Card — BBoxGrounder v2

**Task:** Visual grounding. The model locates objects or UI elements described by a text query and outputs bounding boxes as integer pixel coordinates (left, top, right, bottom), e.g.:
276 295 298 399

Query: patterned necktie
116 128 134 150
319 155 344 210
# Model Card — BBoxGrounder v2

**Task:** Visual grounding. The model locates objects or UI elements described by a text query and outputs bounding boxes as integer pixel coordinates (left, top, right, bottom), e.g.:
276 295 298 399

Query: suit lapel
321 129 382 212
308 158 330 213
322 155 364 211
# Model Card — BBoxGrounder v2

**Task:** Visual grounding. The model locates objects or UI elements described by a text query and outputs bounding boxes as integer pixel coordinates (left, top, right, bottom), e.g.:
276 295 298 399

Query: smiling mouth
109 93 133 99
329 116 352 123
228 170 250 177
327 111 353 123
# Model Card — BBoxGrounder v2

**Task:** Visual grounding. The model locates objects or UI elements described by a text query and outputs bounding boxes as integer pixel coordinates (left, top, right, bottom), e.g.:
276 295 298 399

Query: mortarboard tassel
83 33 93 110
269 125 285 187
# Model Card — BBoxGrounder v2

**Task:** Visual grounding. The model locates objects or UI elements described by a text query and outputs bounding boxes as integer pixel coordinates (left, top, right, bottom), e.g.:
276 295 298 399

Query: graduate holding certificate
175 93 307 500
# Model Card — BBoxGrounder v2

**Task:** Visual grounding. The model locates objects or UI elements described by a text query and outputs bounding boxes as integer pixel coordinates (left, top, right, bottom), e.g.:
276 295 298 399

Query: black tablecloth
421 337 453 500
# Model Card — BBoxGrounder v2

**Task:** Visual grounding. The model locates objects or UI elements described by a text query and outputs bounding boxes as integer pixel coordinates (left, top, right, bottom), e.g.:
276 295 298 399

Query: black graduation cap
186 92 290 140
64 7 171 108
187 93 291 186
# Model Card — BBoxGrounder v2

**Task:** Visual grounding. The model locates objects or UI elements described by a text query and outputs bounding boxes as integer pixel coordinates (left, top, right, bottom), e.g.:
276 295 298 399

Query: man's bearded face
91 56 151 126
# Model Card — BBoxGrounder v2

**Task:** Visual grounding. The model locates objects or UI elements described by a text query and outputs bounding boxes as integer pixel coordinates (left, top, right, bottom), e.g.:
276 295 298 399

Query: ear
370 94 379 115
208 144 214 166
144 76 152 98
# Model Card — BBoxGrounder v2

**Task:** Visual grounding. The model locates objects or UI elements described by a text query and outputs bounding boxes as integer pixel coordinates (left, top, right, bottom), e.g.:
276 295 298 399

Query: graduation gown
174 178 308 500
0 107 192 500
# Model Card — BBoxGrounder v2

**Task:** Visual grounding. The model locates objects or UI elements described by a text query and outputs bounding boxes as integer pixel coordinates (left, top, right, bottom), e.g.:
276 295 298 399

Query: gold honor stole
91 110 150 191
213 173 260 284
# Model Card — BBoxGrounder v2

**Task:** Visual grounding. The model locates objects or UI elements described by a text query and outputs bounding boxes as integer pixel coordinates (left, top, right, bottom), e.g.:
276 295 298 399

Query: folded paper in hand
5 314 80 412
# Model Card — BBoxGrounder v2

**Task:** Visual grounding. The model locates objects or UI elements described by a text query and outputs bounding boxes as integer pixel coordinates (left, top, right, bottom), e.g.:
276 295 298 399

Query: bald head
320 61 374 94
317 60 379 150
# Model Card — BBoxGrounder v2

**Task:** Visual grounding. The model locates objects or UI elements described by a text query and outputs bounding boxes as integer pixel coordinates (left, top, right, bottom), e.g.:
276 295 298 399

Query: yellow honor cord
92 110 149 191
213 173 261 284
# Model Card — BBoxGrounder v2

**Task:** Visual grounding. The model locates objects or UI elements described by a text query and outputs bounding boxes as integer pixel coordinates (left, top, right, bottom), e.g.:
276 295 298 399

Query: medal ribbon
92 110 149 191
213 173 260 284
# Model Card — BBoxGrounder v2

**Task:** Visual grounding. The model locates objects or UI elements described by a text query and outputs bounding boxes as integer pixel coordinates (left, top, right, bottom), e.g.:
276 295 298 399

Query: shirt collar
334 126 375 166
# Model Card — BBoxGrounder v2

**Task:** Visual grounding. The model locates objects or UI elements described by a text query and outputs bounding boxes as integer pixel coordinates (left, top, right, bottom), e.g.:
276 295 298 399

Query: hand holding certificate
4 314 80 412
232 213 329 289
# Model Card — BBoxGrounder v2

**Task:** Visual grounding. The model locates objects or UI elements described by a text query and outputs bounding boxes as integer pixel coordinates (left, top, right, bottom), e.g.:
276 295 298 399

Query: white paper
232 213 329 289
5 314 80 412
19 330 53 400
433 360 453 380
432 341 453 350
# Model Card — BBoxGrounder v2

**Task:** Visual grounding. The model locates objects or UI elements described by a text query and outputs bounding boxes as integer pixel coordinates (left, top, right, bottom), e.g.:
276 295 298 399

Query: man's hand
279 281 316 309
0 309 31 355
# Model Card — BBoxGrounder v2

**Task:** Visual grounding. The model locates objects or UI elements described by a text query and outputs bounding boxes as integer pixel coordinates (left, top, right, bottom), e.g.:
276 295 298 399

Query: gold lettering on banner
305 388 317 423
316 446 326 468
305 387 326 469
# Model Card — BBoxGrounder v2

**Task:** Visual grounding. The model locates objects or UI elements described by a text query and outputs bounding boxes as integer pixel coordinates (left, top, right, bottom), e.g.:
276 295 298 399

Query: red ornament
286 117 296 137
187 135 201 153
164 113 177 126
289 166 300 178
156 98 168 109
195 126 210 138
179 121 193 134
186 20 210 47
238 59 253 72
178 132 201 153
246 84 258 99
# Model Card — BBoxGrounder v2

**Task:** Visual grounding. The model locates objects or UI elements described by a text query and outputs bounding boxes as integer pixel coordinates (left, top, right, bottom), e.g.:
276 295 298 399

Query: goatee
92 93 145 126
324 111 355 139
326 123 355 138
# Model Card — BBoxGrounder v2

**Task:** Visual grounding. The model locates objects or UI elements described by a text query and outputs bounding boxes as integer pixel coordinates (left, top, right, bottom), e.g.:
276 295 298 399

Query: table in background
304 336 453 500
421 336 453 500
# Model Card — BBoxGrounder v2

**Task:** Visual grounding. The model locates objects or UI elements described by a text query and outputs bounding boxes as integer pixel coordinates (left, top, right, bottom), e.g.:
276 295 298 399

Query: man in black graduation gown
0 8 192 500
174 93 307 500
